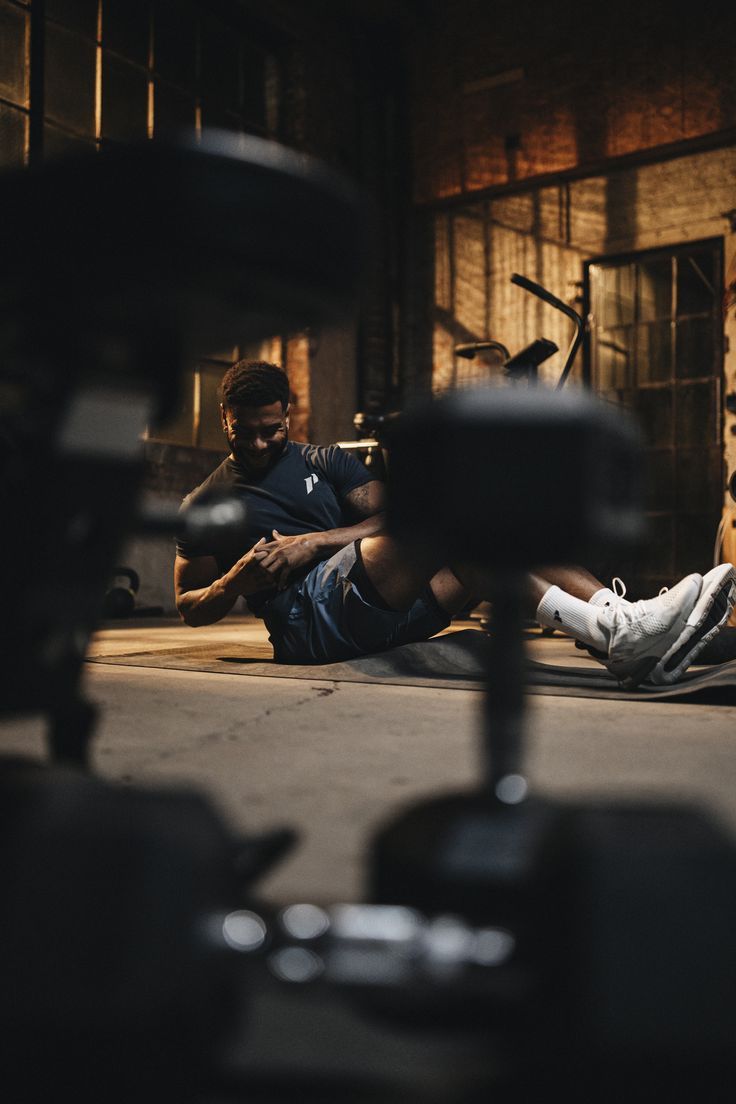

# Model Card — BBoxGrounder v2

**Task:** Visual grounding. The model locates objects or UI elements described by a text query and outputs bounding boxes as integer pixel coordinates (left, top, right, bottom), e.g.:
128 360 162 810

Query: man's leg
358 534 716 688
358 535 444 611
526 567 604 605
358 535 607 617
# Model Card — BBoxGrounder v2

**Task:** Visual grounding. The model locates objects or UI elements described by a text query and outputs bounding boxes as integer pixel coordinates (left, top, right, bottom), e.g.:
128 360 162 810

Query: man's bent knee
357 536 442 612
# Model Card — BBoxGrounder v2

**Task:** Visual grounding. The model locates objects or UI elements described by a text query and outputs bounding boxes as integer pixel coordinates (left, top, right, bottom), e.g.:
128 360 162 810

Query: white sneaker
597 572 702 688
647 563 736 685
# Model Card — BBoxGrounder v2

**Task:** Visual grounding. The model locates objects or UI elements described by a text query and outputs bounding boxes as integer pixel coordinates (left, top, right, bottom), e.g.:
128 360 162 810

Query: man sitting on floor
174 360 736 689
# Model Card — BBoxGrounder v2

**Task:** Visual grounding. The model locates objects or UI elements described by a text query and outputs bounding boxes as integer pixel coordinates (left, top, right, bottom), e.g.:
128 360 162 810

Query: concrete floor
4 613 735 906
3 614 736 1098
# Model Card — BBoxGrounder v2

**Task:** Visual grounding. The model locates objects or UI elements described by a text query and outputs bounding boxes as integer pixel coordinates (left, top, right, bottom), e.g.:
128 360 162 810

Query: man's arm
255 479 386 589
174 539 274 626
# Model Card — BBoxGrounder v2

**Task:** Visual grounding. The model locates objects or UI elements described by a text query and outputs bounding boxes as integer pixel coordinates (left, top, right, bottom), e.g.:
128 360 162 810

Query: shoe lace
603 588 654 628
611 577 627 599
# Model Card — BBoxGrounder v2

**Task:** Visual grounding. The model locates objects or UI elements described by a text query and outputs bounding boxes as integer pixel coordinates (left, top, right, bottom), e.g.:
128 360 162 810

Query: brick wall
410 0 736 203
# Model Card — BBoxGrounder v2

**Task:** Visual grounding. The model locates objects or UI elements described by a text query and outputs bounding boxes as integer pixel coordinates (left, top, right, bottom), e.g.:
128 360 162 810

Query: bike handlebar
510 273 583 389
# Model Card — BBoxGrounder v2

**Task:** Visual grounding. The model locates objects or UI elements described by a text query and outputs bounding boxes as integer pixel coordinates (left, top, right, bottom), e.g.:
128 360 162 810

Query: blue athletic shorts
260 540 451 664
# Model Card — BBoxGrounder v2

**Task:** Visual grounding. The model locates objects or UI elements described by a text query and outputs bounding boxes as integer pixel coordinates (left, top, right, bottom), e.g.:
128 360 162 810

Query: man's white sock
589 587 619 609
535 585 609 651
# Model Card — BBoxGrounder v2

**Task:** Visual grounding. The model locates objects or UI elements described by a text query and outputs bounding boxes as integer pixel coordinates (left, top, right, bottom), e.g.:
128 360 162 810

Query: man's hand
228 537 278 596
255 529 320 589
175 538 279 627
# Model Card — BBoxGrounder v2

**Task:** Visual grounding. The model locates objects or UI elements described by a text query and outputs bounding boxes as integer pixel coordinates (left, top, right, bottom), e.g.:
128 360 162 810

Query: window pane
677 250 717 317
635 321 672 384
44 22 96 136
676 381 716 447
637 256 671 322
0 0 29 107
264 53 279 135
102 0 150 65
591 262 635 326
594 326 632 390
150 372 194 445
200 11 240 112
200 105 241 140
644 449 674 512
675 513 716 578
677 448 722 514
43 120 95 159
676 316 715 380
638 513 674 578
637 387 673 447
152 0 195 91
101 54 148 141
587 240 722 602
242 42 267 131
46 0 99 38
199 366 227 451
152 81 195 140
0 101 28 167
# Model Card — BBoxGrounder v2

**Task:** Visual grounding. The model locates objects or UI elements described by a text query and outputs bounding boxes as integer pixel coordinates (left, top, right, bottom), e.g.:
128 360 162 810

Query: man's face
221 400 289 472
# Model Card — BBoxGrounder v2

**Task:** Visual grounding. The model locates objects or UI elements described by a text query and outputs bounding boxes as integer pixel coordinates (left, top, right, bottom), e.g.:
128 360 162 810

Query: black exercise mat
87 629 736 702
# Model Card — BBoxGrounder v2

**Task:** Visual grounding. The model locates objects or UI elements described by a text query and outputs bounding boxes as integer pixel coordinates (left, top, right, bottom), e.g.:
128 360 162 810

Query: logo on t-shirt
304 473 320 494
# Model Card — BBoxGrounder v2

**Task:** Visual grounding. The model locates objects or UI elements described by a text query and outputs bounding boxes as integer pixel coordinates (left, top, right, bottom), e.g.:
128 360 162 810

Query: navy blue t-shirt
176 442 373 614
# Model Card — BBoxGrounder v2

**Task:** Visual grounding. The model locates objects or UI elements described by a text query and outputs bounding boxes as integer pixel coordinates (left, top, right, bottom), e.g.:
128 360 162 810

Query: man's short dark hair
220 360 290 410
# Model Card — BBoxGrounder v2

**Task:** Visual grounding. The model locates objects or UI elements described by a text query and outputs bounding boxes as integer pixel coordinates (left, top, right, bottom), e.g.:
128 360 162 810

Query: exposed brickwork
410 0 736 203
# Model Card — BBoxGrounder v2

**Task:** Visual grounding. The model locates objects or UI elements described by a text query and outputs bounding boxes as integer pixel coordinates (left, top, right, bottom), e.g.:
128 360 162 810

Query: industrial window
585 238 724 596
39 0 277 155
0 0 281 450
0 0 30 168
149 338 284 452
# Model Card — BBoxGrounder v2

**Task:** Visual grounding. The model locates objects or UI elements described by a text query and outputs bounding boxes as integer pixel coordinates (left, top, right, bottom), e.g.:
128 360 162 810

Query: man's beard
232 435 287 471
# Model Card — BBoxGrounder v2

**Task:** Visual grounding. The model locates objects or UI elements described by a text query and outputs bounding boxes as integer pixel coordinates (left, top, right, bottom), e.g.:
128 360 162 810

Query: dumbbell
0 132 371 756
366 386 642 1021
368 386 736 1088
101 566 140 618
0 759 297 1102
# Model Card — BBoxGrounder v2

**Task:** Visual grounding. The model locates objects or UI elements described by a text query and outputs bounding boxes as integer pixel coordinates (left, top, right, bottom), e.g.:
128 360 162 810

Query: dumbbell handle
218 902 524 1001
483 573 528 803
135 498 247 540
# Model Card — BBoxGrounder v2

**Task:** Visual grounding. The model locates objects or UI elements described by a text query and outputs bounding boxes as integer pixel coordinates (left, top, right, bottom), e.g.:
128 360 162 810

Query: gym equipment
101 566 140 618
0 131 371 763
502 336 559 381
0 757 298 1102
0 132 370 1098
454 337 510 361
455 335 559 385
100 565 165 618
336 411 405 481
361 385 736 1093
511 272 584 388
453 272 583 389
334 410 389 480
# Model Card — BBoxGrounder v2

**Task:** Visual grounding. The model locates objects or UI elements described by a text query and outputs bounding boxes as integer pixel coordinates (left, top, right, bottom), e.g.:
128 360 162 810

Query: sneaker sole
577 644 660 689
648 566 736 685
612 653 662 690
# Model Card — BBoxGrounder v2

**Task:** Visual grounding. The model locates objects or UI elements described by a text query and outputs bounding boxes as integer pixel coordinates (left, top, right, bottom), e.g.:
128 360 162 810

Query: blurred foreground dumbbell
0 130 368 1099
0 131 370 761
365 387 736 1095
0 759 296 1102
